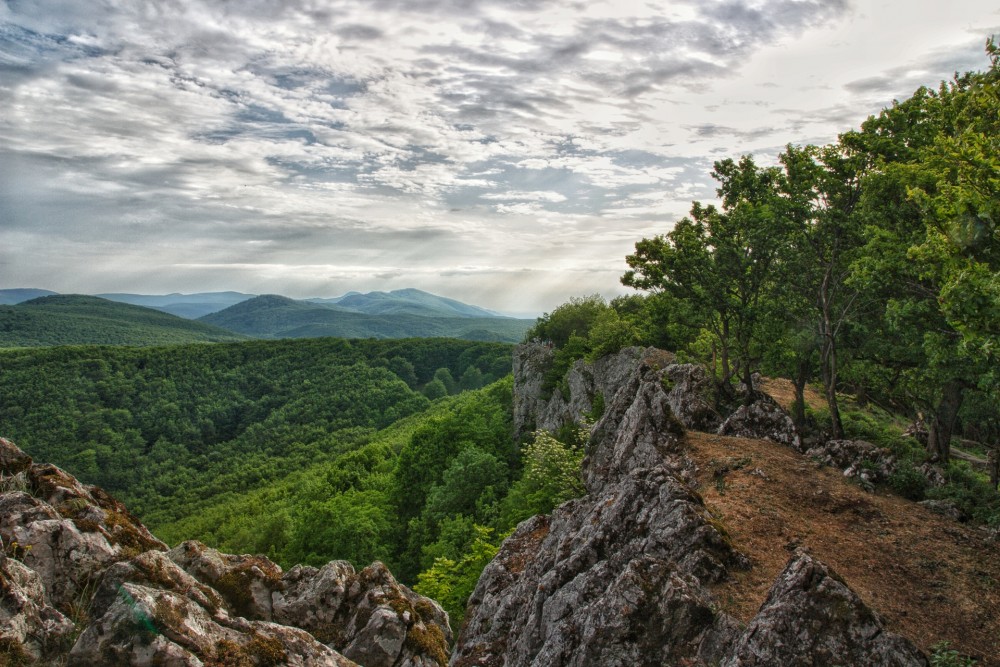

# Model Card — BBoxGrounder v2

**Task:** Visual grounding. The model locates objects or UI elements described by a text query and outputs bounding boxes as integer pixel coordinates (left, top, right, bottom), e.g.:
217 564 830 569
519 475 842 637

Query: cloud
1 0 997 312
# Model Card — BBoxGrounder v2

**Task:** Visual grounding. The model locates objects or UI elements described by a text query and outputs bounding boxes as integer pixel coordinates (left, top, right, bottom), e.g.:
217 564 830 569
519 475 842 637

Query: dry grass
687 430 1000 666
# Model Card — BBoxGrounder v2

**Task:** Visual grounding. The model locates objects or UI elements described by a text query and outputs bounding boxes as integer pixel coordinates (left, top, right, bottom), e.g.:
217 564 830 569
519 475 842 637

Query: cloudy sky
1 1 997 315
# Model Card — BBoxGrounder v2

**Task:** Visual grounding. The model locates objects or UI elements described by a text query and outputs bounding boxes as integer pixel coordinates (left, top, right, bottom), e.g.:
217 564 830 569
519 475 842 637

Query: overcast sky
1 1 997 315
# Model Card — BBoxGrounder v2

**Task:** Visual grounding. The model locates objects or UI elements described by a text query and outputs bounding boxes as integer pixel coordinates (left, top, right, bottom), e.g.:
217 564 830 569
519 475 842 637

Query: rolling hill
201 294 533 342
0 294 249 347
97 291 255 318
307 288 502 318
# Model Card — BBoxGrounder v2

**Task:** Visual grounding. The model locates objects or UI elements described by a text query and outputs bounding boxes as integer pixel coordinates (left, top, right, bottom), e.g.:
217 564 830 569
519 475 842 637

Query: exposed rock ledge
453 345 926 666
0 436 451 667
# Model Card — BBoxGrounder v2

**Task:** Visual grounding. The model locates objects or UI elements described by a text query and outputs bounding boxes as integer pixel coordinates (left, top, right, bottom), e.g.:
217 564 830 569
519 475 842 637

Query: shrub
888 461 928 501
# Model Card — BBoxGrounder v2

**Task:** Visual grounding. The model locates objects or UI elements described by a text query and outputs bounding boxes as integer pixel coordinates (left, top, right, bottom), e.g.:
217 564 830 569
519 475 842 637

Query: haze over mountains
0 288 533 346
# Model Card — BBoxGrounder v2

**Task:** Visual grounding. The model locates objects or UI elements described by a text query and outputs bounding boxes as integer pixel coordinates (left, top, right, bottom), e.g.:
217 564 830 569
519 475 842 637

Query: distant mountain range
0 288 534 346
0 288 510 319
200 294 532 342
0 295 248 347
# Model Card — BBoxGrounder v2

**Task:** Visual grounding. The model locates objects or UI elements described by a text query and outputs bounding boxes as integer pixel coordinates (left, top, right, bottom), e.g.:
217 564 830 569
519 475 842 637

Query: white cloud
1 0 997 312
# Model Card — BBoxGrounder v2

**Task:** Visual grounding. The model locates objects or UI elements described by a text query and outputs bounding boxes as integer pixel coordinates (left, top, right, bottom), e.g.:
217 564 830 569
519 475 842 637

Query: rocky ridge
0 437 451 667
454 344 928 666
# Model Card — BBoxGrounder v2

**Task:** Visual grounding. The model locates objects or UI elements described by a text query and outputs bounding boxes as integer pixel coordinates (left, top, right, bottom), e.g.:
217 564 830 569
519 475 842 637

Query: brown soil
687 430 1000 665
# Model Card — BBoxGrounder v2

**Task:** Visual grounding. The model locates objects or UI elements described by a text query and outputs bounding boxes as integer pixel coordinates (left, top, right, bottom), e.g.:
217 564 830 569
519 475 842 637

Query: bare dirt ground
688 430 1000 665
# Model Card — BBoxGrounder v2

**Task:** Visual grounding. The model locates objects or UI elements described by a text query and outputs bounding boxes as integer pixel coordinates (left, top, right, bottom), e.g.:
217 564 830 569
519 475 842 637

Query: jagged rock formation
0 436 451 666
453 347 927 666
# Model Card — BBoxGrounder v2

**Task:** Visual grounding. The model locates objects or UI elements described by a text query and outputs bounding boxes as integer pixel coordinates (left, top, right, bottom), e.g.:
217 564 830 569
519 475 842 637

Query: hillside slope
0 294 248 346
692 430 1000 663
315 288 502 318
455 343 1000 666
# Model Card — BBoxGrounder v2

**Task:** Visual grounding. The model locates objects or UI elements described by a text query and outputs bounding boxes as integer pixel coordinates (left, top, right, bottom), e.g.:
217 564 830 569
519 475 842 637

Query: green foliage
414 525 500 628
888 462 928 501
422 378 449 400
926 461 1000 525
930 641 977 667
0 295 247 347
287 490 394 568
525 295 608 348
499 428 586 530
0 338 511 535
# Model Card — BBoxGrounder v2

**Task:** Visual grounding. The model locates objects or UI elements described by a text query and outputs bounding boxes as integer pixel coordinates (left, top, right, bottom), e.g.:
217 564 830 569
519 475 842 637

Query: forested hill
0 294 248 347
0 337 511 535
200 294 533 342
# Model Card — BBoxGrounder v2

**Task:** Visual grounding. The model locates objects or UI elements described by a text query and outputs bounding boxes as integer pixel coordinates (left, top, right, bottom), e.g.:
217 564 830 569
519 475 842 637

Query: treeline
0 337 510 528
530 43 1000 515
0 334 587 623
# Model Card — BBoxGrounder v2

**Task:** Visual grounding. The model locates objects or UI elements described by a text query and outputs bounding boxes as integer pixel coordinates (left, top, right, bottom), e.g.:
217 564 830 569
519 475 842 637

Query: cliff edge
454 344 930 666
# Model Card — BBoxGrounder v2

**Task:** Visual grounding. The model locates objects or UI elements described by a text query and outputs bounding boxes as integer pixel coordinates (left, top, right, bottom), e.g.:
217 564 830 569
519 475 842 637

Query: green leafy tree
500 428 586 529
623 156 797 397
423 378 448 400
414 525 500 628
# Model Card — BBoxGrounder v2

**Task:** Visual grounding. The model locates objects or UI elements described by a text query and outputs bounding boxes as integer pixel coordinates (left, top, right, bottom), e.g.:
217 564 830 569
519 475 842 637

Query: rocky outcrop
717 393 802 451
722 551 927 667
514 343 724 440
0 547 75 663
0 438 451 666
454 355 738 667
512 343 648 439
454 346 927 666
804 439 898 491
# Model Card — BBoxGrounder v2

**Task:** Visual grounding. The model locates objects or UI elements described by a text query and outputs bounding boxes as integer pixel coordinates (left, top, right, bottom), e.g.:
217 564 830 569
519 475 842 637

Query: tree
623 155 797 397
422 378 448 400
842 45 1000 462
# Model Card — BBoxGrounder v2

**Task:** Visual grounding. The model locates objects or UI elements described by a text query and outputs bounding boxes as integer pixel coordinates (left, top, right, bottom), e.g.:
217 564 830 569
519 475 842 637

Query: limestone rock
453 362 737 667
718 394 802 451
721 551 928 667
0 436 33 475
919 499 965 521
0 437 450 666
91 549 227 620
662 362 722 431
169 540 283 620
513 343 647 439
325 561 450 667
804 439 897 491
69 582 357 667
0 550 75 662
920 463 947 488
170 542 453 667
276 559 453 666
11 518 120 610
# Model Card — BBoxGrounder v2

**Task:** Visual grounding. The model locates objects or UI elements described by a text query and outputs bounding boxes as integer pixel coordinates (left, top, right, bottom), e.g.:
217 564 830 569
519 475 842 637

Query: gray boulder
718 393 802 451
722 550 928 666
805 439 898 491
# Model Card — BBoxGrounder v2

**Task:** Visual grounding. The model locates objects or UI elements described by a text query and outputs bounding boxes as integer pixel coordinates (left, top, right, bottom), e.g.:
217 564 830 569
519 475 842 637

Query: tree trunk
819 269 844 440
988 446 999 491
720 319 732 384
792 358 810 428
742 363 755 406
821 337 844 440
926 380 964 463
